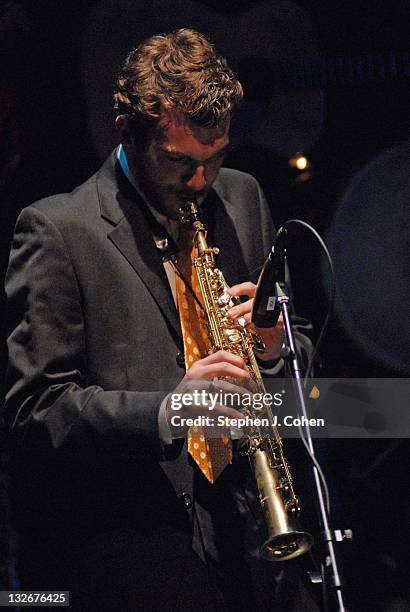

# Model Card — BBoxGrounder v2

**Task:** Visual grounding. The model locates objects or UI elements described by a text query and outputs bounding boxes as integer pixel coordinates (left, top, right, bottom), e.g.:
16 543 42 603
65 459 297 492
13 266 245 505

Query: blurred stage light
288 153 310 171
288 153 313 181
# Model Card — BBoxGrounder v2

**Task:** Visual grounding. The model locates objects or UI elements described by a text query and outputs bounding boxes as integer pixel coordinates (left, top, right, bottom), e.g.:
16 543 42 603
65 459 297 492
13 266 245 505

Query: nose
185 164 207 192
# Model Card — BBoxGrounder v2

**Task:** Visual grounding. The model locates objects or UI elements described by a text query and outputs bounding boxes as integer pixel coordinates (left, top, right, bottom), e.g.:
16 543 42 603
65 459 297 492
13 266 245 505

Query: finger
207 378 252 396
228 282 256 297
233 311 253 325
227 300 253 319
189 362 251 381
181 379 251 404
206 405 250 440
207 405 246 442
202 405 244 439
181 378 251 399
195 349 248 371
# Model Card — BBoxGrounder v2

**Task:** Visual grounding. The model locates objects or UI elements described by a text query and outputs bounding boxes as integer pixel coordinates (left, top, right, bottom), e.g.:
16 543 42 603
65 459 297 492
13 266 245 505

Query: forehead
153 111 230 152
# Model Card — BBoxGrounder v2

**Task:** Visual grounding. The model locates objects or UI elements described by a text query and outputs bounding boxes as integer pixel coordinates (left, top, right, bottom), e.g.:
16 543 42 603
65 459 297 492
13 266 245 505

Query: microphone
251 226 288 328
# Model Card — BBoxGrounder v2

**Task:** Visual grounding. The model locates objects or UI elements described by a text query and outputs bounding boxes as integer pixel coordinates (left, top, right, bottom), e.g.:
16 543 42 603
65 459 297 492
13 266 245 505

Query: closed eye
161 144 231 165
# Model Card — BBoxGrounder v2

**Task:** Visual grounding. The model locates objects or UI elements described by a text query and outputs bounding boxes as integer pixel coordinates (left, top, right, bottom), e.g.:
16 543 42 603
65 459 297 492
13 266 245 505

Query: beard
142 179 208 220
127 147 210 219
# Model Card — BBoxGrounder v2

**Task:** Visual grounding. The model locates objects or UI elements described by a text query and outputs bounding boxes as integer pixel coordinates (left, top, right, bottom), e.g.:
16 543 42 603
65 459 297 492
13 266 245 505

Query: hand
166 349 253 438
227 282 285 362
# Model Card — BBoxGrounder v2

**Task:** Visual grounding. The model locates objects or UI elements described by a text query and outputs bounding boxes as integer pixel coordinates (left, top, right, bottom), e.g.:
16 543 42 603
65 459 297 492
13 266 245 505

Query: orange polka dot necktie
174 242 232 483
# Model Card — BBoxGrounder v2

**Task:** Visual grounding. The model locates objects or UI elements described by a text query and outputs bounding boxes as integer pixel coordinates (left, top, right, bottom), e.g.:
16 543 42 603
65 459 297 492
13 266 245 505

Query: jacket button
180 492 192 509
176 352 185 367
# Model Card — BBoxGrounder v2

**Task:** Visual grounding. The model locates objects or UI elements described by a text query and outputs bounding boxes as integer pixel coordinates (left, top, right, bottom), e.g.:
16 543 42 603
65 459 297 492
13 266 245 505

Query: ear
115 115 133 146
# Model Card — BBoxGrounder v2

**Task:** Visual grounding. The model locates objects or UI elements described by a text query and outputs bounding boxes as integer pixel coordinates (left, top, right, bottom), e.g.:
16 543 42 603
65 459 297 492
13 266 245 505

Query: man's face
128 112 230 219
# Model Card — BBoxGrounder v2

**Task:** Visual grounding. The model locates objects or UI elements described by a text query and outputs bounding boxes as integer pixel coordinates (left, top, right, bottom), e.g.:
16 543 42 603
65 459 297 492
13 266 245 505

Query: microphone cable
280 218 335 387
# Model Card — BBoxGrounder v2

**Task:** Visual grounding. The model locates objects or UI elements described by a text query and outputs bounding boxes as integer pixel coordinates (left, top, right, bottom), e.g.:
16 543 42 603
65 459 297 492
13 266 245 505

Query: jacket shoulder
25 172 99 223
213 167 261 200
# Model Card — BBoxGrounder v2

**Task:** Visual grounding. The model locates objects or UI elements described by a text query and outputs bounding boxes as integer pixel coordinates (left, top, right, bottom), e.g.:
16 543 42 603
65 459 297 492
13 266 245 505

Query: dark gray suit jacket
4 153 312 610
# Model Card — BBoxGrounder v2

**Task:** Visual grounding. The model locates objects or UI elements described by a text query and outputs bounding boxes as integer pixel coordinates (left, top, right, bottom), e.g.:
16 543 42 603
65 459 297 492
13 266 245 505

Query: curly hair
113 28 243 129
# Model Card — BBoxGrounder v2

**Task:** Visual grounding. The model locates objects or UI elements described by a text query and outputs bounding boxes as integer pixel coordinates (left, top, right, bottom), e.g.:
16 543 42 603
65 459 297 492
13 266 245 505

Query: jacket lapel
202 189 249 286
96 153 182 341
94 152 252 344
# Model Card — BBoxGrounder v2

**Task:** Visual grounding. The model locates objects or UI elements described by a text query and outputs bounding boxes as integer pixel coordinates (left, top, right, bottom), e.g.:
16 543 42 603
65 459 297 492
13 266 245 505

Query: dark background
1 1 409 610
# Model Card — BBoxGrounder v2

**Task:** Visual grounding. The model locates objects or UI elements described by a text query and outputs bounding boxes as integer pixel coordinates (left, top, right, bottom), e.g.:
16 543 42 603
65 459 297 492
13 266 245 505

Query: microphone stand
276 281 348 612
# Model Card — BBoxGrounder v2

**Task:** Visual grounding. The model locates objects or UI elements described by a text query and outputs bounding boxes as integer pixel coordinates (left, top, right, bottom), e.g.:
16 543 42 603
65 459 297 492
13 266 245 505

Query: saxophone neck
180 200 218 258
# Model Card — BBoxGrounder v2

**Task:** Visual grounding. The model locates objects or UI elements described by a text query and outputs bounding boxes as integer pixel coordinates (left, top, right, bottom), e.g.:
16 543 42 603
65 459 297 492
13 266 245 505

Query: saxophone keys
217 292 231 306
251 331 266 351
224 328 241 343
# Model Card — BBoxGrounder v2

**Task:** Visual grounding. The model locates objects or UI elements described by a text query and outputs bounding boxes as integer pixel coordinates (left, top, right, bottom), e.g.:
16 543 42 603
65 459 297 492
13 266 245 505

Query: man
4 29 315 610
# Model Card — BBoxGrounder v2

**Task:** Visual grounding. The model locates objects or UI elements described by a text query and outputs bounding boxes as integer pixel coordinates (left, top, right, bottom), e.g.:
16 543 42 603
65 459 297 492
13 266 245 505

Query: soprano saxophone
181 200 313 561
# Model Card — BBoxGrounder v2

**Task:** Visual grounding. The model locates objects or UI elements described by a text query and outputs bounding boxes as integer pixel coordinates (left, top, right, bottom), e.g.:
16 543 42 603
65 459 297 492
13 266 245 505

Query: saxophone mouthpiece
179 200 200 224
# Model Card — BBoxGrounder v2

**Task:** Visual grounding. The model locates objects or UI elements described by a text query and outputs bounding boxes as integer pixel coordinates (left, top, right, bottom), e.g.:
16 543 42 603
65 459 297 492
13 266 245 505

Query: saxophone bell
250 443 313 561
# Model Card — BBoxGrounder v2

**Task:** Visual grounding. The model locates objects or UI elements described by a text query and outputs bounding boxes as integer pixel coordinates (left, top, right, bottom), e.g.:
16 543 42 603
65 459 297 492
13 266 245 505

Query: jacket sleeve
4 206 166 459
